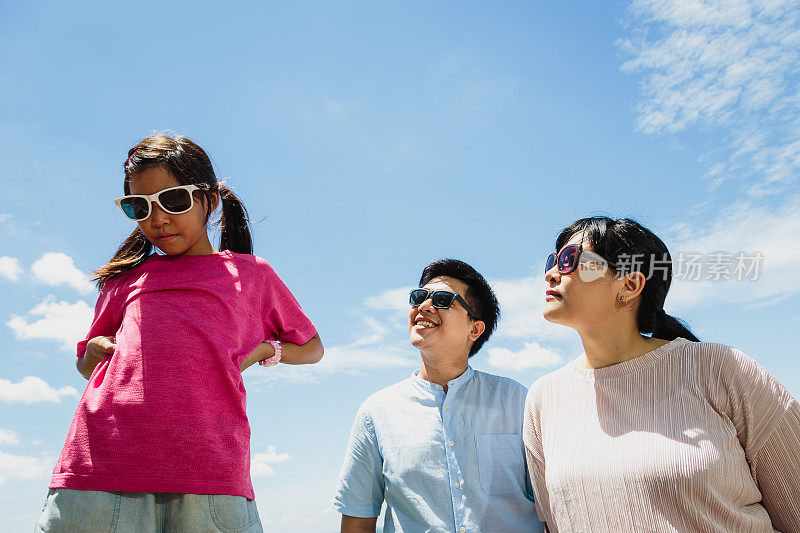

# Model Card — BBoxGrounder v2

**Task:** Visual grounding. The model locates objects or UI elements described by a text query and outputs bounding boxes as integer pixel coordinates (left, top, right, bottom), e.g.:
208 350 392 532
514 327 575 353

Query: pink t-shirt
50 251 317 499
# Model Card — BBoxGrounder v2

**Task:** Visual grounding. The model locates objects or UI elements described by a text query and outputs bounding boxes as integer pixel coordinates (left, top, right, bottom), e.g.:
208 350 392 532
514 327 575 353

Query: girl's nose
149 204 170 227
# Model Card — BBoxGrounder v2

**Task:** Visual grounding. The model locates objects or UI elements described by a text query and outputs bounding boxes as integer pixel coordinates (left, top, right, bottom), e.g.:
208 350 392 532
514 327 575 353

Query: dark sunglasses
114 185 203 221
545 244 610 274
409 289 479 319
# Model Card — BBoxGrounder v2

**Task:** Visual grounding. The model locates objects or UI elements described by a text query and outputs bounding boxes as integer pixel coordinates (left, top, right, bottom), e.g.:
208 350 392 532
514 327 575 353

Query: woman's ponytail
652 309 699 342
217 184 252 255
92 227 153 289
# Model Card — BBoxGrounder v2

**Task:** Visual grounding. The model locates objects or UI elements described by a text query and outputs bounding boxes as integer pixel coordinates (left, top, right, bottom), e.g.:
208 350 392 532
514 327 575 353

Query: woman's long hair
93 134 252 288
555 217 699 342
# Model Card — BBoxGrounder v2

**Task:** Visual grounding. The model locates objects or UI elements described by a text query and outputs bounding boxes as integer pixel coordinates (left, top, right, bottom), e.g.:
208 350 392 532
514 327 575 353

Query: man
334 259 543 532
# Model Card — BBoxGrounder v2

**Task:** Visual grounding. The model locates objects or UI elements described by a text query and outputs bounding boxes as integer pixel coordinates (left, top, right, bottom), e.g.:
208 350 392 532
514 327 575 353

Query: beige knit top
523 338 800 532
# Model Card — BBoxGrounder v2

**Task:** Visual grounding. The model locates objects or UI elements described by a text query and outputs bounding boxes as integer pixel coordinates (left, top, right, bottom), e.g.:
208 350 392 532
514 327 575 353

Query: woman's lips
545 291 562 300
157 234 177 242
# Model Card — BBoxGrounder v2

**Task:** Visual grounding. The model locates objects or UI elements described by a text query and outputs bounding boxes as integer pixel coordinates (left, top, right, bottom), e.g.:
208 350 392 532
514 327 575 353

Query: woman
524 216 800 532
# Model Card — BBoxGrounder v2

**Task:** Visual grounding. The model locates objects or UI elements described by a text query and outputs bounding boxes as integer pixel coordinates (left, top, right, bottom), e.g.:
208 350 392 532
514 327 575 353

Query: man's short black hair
419 258 500 357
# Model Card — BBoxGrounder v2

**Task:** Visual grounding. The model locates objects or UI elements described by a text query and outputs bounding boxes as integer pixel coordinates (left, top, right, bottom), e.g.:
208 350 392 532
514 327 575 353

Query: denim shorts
34 488 263 533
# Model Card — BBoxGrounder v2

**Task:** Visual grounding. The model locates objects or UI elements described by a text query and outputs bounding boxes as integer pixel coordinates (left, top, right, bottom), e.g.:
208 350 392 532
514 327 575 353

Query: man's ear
469 320 486 342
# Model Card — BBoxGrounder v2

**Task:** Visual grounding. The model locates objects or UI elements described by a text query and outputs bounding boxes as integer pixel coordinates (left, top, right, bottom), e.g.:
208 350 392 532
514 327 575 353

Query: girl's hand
77 336 116 380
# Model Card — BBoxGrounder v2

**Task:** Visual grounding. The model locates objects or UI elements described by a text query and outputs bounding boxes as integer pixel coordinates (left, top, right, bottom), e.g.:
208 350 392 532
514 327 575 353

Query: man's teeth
417 320 436 327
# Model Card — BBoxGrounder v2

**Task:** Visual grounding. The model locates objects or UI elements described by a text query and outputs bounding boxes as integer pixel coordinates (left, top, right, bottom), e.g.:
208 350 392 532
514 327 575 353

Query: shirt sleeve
76 280 122 358
523 385 554 526
751 399 800 531
259 261 317 345
333 404 385 518
713 345 800 530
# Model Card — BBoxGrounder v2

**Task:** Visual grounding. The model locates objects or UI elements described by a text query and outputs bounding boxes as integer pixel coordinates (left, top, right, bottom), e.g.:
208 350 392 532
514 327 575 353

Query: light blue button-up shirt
333 366 543 532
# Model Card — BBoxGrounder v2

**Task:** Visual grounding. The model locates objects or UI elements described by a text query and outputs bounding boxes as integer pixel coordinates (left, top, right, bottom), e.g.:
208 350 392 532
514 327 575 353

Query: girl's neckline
146 250 234 261
566 337 689 380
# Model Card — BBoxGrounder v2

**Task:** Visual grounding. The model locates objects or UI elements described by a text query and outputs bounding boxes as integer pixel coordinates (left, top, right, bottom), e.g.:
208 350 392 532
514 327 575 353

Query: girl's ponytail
652 309 699 342
95 134 255 289
92 227 153 288
217 184 252 255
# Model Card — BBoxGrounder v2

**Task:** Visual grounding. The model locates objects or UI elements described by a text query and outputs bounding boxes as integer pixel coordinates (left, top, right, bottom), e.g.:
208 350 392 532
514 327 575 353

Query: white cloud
0 429 19 446
491 275 573 341
487 342 565 371
251 446 290 478
364 287 413 312
664 196 800 311
319 343 415 370
251 343 417 386
0 214 10 224
0 257 22 281
6 297 93 351
0 450 53 486
619 0 800 195
0 376 78 403
31 252 94 294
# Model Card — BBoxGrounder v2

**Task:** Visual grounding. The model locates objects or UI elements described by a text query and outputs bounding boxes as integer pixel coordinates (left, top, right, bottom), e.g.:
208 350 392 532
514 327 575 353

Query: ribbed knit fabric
523 338 800 532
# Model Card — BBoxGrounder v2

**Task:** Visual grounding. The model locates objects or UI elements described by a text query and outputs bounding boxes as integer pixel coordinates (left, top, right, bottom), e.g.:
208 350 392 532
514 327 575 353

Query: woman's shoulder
672 338 758 372
526 363 575 401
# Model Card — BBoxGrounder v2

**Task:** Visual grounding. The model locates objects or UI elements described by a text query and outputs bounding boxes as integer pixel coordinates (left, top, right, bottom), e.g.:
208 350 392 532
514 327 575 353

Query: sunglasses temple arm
455 294 479 319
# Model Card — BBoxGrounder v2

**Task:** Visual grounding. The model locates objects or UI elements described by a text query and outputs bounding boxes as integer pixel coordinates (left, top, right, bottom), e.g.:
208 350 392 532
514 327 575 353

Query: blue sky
2 1 799 531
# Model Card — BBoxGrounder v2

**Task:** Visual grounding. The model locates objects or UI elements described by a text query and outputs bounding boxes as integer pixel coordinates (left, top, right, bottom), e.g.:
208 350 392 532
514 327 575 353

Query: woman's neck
576 324 670 369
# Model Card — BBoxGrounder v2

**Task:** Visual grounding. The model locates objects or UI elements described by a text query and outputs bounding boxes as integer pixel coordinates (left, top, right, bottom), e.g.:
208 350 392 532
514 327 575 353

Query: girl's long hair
93 134 252 288
555 217 699 342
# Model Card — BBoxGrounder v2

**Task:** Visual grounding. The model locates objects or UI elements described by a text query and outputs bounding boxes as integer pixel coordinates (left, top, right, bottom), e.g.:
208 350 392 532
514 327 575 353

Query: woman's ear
619 271 646 302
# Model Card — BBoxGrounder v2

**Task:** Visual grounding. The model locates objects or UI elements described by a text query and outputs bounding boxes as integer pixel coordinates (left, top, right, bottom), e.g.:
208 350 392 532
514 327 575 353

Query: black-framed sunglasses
409 289 479 319
545 244 611 274
114 185 204 221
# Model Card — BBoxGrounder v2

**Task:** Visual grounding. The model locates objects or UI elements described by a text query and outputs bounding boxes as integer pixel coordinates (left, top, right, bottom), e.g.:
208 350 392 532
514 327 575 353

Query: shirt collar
412 365 475 394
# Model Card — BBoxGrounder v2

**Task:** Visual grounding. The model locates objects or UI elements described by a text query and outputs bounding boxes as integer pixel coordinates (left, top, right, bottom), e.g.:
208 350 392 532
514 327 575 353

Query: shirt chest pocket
474 434 523 495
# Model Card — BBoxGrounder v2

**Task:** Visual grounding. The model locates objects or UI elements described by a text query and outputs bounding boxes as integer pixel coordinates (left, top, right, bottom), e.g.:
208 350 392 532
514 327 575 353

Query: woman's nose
545 265 560 285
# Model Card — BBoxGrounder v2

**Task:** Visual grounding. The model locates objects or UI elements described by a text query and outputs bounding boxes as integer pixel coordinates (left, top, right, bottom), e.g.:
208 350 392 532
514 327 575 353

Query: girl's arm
240 333 324 372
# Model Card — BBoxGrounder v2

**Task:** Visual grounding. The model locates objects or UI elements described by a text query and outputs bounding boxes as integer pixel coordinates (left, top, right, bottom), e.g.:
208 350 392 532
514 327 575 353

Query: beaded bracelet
258 340 281 367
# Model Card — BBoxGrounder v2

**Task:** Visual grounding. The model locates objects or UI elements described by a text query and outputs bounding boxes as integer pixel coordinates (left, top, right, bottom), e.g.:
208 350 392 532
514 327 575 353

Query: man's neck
418 351 469 393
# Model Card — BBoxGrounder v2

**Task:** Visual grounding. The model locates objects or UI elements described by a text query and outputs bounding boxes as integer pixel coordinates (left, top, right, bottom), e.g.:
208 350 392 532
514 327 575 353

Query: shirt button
454 482 460 488
448 440 454 447
445 405 450 410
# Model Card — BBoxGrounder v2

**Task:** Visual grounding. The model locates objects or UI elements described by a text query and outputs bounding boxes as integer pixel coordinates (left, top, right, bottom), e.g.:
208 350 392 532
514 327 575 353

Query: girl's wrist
258 340 281 367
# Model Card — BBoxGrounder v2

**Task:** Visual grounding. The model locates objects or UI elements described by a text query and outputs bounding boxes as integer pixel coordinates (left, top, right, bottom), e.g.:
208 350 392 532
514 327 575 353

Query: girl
36 134 324 532
524 217 800 532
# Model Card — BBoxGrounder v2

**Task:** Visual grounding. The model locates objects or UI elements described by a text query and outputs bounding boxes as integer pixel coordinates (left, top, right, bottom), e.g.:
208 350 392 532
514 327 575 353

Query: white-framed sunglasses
114 185 204 221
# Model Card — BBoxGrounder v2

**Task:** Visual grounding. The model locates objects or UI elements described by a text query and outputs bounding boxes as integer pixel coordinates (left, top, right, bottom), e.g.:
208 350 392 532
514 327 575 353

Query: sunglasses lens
158 188 193 213
559 246 579 272
545 254 556 273
410 289 429 306
120 197 149 220
431 291 455 308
